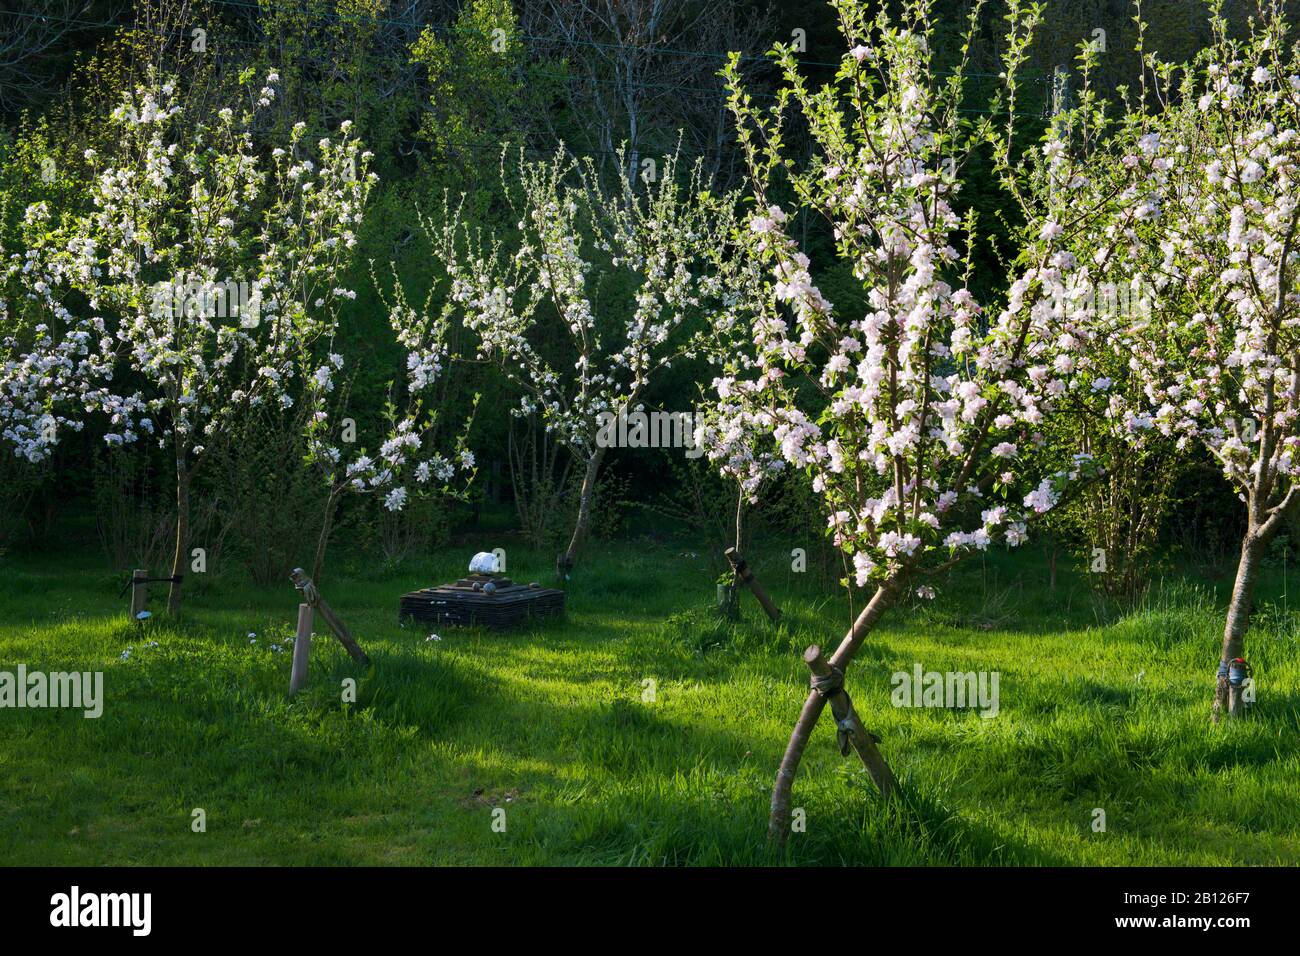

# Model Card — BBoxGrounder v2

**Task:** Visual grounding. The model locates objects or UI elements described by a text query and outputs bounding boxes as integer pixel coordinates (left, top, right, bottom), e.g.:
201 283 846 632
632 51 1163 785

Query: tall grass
0 542 1296 865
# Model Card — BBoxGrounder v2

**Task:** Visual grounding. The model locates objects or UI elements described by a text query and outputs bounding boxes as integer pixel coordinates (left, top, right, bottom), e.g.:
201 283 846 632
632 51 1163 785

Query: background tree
716 0 1139 843
1112 1 1300 719
433 145 729 574
0 72 371 612
0 2 100 116
520 0 775 188
300 252 479 583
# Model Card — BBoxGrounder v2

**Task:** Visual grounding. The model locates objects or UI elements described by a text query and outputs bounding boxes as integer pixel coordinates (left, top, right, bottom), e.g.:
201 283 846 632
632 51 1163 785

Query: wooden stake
768 580 899 846
289 568 370 666
802 645 894 798
130 569 147 621
290 603 313 694
724 548 782 622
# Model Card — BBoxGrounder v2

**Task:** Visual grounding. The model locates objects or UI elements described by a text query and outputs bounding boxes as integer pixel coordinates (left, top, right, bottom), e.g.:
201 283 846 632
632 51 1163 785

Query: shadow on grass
531 774 1065 866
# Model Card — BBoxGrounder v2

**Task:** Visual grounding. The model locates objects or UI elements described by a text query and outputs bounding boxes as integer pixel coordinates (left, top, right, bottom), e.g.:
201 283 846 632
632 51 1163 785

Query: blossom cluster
714 2 1118 587
1 72 373 475
301 265 478 512
434 147 726 458
1106 18 1300 508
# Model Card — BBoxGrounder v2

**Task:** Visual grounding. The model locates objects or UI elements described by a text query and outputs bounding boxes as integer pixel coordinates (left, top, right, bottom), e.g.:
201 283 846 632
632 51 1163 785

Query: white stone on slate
469 551 500 574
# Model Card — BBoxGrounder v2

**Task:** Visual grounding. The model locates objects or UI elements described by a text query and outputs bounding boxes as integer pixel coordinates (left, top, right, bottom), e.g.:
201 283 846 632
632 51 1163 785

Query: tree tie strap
834 705 856 756
809 668 855 754
293 578 321 606
810 666 845 698
1218 658 1252 686
808 669 884 756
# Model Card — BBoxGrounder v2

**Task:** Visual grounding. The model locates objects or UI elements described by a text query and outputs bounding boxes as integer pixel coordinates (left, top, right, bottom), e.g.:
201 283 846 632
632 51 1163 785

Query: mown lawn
1 540 1297 865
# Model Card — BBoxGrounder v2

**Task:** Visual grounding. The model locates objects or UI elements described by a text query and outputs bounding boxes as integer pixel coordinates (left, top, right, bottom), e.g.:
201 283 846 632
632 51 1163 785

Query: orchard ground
1 537 1297 865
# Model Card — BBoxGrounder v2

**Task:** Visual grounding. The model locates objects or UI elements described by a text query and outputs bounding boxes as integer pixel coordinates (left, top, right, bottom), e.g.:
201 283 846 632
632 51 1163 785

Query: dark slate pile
399 574 565 630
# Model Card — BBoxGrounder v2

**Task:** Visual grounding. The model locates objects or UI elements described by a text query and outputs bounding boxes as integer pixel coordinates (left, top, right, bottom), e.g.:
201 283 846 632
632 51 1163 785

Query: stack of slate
399 574 565 630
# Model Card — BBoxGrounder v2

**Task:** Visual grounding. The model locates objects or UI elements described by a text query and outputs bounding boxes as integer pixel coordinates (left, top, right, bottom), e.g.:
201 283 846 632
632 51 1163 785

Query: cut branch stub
290 567 370 666
724 547 782 623
803 644 895 800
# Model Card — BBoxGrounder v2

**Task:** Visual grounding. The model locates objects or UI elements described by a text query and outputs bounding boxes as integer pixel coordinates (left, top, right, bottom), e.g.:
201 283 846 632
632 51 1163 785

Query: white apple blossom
1104 7 1300 717
718 0 1118 842
0 71 372 611
431 146 729 571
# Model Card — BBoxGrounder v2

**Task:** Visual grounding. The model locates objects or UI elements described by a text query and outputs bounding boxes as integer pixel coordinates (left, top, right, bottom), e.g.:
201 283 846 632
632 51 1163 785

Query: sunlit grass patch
0 542 1297 865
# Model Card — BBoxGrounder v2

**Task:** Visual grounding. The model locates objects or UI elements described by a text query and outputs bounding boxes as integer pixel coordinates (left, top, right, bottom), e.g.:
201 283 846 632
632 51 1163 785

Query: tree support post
803 645 895 797
724 548 782 623
130 569 148 621
768 580 899 847
290 568 370 666
289 603 313 695
121 571 180 620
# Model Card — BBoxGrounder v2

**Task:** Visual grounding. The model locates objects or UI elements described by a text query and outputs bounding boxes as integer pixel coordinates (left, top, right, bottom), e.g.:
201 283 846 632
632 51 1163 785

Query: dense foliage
5 0 1300 867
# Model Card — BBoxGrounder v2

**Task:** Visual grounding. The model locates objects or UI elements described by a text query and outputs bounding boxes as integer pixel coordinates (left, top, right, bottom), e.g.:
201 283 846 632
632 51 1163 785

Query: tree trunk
311 488 342 585
768 578 901 845
167 451 190 615
733 486 744 586
1214 531 1265 722
560 447 605 573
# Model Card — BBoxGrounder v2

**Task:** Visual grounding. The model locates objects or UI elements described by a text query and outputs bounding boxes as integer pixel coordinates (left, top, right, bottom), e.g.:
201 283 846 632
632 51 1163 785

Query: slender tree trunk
311 488 342 585
734 484 744 552
1214 531 1265 721
167 449 190 615
768 578 901 845
733 485 744 585
560 446 605 573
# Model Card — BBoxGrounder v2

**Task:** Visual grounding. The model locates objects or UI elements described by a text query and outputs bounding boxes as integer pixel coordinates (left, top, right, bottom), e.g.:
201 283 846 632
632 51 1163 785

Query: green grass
1 540 1298 865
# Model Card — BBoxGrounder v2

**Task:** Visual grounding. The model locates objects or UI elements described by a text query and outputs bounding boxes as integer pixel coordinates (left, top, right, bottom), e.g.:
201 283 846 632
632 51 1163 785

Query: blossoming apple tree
716 0 1138 841
432 146 727 575
0 72 372 612
299 258 480 583
689 248 788 558
1109 5 1300 719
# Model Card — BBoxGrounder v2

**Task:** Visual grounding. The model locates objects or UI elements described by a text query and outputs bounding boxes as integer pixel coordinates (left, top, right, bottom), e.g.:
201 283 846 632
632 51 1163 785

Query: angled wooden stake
803 645 894 799
769 582 899 847
290 568 370 666
725 548 782 622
